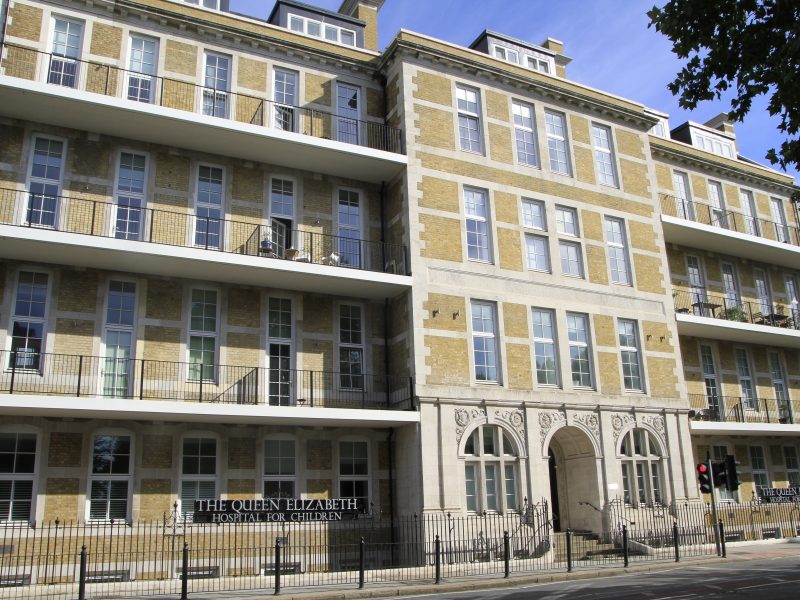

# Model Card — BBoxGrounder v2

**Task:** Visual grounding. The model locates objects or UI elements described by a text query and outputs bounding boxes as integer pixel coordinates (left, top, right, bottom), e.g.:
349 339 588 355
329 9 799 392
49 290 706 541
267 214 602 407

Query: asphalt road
400 555 800 600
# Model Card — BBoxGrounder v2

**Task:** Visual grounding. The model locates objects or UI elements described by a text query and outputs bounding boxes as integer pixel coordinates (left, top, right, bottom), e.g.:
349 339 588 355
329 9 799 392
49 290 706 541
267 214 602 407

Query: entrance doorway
547 426 601 532
548 448 561 531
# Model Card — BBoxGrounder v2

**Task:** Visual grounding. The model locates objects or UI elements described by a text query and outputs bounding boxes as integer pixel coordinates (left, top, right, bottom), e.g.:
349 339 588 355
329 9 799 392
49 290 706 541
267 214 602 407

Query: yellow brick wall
423 294 467 331
646 357 679 398
228 437 256 469
619 159 650 198
143 326 181 363
502 303 529 338
141 435 173 468
164 39 198 76
425 335 470 385
307 439 332 469
485 90 509 121
420 214 463 261
494 191 518 225
146 280 183 320
44 478 80 521
6 3 42 41
415 105 456 150
616 130 645 159
412 71 453 106
593 314 616 347
633 254 665 294
585 245 609 285
140 479 172 520
581 209 603 242
237 57 267 91
53 319 95 355
418 176 459 212
573 146 595 184
48 432 83 468
366 88 384 119
505 342 532 389
89 23 123 59
497 228 523 271
598 352 621 395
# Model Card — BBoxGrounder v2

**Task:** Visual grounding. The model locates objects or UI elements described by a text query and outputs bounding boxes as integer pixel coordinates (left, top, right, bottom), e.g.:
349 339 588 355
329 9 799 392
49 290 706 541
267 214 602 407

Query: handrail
672 288 800 331
0 186 409 275
0 42 404 154
0 350 415 411
660 193 800 247
688 393 798 425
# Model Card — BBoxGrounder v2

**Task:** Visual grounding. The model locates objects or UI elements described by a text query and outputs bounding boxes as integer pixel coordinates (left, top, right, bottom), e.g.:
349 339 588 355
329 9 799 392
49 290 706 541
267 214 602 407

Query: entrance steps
552 531 626 562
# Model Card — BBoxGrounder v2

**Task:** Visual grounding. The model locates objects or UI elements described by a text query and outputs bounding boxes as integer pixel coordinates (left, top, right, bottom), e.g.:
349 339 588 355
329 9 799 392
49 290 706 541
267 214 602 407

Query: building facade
0 0 797 535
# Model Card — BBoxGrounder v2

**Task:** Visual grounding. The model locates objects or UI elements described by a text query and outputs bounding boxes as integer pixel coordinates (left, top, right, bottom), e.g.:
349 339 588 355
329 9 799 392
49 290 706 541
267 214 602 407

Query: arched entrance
547 426 601 532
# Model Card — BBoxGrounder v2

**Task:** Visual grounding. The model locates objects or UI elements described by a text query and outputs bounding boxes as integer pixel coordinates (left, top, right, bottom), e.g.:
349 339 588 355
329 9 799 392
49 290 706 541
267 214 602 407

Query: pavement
182 538 800 600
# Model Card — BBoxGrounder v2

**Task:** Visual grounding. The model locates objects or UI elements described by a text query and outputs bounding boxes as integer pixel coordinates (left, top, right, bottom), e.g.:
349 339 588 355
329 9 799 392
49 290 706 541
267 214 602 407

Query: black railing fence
661 194 800 247
0 351 414 411
0 43 404 154
672 288 800 330
0 187 409 276
688 393 799 425
2 497 794 598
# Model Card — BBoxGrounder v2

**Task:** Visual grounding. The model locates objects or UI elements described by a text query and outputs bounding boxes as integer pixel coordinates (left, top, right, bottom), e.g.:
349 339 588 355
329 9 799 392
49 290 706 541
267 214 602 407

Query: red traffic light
697 463 708 473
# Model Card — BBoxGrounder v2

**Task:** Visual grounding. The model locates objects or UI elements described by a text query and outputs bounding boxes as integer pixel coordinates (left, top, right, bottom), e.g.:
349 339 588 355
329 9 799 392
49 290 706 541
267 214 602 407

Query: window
26 137 64 228
522 199 546 230
770 198 790 243
532 308 558 385
339 441 368 510
180 437 216 518
339 305 364 390
769 351 791 422
464 188 492 262
591 124 618 187
786 274 800 323
287 14 357 46
188 289 217 381
9 271 49 370
268 297 293 406
202 52 230 118
544 109 571 175
337 189 362 267
694 132 734 158
273 69 298 131
749 446 769 494
686 255 707 313
493 46 519 64
127 35 158 103
525 234 550 272
753 267 772 315
336 83 360 144
114 152 147 240
264 438 296 499
721 262 740 311
456 86 482 153
711 445 736 502
672 171 693 220
567 313 593 388
619 429 662 506
555 206 578 236
707 181 727 227
735 348 757 410
618 319 643 391
512 101 538 167
194 165 224 249
463 425 519 512
556 206 583 277
471 301 499 383
739 189 759 236
605 217 630 285
269 178 295 257
526 54 553 74
89 434 131 521
784 446 800 487
0 433 36 522
48 18 83 88
700 345 721 418
103 281 136 398
184 0 221 9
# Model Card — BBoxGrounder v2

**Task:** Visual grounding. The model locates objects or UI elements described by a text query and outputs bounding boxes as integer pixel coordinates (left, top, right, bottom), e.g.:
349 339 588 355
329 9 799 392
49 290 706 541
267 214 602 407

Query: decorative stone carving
611 413 635 444
538 410 566 448
493 409 526 452
573 412 600 445
454 407 487 447
643 414 665 435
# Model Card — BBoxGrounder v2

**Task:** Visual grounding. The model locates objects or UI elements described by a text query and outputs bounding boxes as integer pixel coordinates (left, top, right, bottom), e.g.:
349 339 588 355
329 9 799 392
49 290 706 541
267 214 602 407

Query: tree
648 0 800 171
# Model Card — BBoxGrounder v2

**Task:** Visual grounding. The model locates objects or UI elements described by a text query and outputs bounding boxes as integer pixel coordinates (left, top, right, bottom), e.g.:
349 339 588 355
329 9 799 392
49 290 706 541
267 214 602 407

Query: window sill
459 148 486 157
474 380 501 386
526 268 552 274
467 258 495 265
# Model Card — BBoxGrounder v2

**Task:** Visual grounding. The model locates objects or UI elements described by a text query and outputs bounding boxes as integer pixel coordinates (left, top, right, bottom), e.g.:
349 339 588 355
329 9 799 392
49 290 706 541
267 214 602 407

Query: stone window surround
86 429 134 522
0 426 40 524
178 431 220 517
460 423 521 514
618 428 663 507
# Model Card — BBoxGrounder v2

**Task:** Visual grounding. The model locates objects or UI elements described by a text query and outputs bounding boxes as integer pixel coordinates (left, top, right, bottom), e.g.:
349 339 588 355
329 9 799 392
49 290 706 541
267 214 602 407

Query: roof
267 0 366 27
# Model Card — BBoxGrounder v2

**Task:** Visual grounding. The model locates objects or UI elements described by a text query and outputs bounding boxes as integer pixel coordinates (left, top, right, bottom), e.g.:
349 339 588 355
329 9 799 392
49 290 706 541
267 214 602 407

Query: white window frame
532 308 559 386
686 254 708 313
591 123 619 187
785 274 800 324
721 262 741 312
268 176 297 258
338 438 369 511
464 187 492 263
618 319 644 392
619 429 664 507
126 34 159 103
462 424 520 513
770 197 790 243
456 85 483 154
272 68 298 131
100 278 137 399
267 296 294 406
263 435 297 499
47 16 84 89
86 430 133 522
739 189 760 236
524 234 550 272
605 217 631 285
287 13 357 47
567 312 593 389
707 180 727 228
184 0 221 10
784 446 800 487
470 300 500 384
512 101 539 167
749 446 770 494
521 198 546 231
187 287 219 382
7 269 51 371
700 344 721 417
0 427 39 524
753 266 773 316
112 150 149 241
193 163 225 250
338 303 365 391
179 433 218 518
735 347 757 411
544 109 571 176
336 187 363 268
672 171 694 220
769 350 790 419
24 135 67 228
201 51 231 119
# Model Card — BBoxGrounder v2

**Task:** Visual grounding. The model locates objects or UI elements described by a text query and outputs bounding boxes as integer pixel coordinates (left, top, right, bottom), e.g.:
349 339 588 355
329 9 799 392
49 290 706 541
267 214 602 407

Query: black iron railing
661 194 800 247
672 288 800 330
0 187 409 275
0 43 404 154
0 351 414 411
688 394 798 425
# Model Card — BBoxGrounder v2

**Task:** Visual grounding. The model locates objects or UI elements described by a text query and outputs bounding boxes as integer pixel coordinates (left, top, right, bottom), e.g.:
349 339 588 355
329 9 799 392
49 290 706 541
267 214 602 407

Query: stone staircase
551 531 627 563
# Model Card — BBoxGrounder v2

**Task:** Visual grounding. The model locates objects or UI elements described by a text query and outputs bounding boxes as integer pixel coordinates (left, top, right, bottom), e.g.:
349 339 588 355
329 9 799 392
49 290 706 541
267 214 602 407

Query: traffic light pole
707 452 721 556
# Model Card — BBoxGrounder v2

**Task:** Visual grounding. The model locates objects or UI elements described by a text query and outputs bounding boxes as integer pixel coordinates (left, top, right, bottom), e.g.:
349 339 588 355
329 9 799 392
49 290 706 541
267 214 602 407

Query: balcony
0 44 405 183
0 351 418 428
688 394 800 436
672 288 800 348
0 187 410 299
660 194 800 269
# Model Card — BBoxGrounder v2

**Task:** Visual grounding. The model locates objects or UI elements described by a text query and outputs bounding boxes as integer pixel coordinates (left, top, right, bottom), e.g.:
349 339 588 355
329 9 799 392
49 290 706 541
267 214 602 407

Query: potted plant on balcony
723 306 748 322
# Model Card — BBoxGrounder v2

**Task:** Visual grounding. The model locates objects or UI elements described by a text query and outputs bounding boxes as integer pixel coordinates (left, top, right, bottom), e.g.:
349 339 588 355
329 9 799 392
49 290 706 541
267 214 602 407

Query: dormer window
184 0 220 9
527 55 550 74
493 46 519 64
694 132 734 158
288 13 357 47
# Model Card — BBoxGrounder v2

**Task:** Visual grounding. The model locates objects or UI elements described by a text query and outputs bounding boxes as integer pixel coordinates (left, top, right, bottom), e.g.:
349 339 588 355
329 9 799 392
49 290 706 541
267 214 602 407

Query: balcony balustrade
0 351 415 411
660 194 800 247
0 43 404 154
688 394 798 425
672 288 800 331
0 187 409 275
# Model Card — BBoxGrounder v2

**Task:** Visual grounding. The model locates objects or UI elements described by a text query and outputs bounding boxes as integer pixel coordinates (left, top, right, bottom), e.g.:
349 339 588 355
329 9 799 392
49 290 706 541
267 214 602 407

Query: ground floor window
89 434 131 521
339 440 368 510
0 432 37 522
264 438 296 499
462 425 519 513
619 429 663 506
180 437 217 518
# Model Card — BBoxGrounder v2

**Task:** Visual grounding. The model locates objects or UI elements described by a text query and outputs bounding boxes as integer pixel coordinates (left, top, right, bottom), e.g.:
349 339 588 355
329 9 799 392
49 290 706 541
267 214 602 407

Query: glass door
700 345 720 419
337 190 362 268
202 52 230 118
686 256 707 315
49 19 82 88
26 138 64 228
273 69 297 131
770 198 790 243
708 181 727 227
267 343 292 406
336 83 360 145
127 36 158 103
103 331 132 397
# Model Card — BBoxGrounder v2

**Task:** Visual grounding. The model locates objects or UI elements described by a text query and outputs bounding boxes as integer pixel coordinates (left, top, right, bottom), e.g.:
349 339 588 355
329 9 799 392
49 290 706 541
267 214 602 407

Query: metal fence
688 393 799 425
0 43 404 154
0 351 415 411
672 288 800 330
0 497 780 598
0 187 409 276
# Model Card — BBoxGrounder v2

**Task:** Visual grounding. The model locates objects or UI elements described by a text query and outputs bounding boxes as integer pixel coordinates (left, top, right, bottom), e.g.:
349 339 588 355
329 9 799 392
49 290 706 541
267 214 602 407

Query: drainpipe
387 428 396 543
1 0 10 48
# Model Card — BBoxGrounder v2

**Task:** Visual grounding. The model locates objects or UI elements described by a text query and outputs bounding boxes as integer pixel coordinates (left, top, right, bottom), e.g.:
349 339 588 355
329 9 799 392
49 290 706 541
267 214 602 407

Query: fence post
139 360 145 400
358 536 365 589
566 528 573 573
274 539 281 595
622 524 629 568
673 522 680 562
181 543 188 600
434 534 441 584
76 355 83 397
78 545 87 600
9 351 16 394
503 530 510 578
718 520 727 558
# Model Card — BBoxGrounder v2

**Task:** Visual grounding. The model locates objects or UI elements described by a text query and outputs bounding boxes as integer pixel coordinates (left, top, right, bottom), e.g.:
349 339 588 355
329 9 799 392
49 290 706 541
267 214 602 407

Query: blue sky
230 0 797 181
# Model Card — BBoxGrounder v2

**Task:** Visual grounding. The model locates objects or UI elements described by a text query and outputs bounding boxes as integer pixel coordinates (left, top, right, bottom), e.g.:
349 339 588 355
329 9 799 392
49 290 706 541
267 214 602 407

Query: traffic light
724 454 740 492
696 462 712 493
712 460 727 488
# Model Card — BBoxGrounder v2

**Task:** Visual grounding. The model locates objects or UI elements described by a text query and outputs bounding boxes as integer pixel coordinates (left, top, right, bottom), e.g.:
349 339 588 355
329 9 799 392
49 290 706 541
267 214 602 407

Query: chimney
339 0 384 51
704 112 736 137
540 37 571 78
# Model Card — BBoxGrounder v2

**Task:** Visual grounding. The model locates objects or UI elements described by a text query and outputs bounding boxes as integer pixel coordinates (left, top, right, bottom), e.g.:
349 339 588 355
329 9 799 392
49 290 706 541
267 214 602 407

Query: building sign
758 487 800 504
193 498 362 523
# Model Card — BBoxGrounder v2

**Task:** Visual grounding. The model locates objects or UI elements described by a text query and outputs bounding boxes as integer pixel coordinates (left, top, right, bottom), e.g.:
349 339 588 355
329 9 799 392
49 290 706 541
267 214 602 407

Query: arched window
619 429 663 506
463 425 519 513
